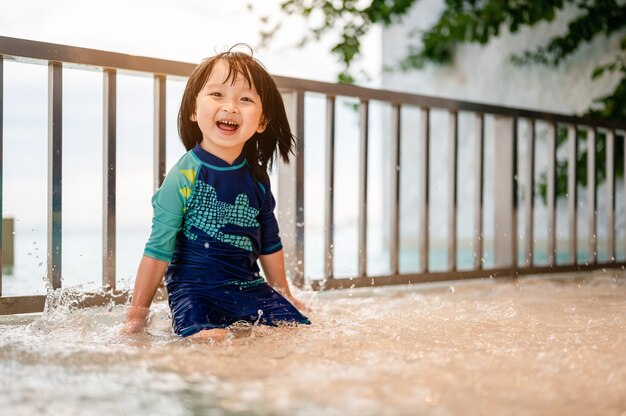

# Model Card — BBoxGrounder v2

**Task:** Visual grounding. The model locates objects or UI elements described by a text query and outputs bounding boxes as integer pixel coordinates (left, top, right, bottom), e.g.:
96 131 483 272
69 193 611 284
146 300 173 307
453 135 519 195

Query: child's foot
189 328 230 342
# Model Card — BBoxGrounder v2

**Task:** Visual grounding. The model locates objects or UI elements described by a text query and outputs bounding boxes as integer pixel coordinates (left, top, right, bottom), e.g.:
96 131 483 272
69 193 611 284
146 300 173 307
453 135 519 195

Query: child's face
191 59 266 163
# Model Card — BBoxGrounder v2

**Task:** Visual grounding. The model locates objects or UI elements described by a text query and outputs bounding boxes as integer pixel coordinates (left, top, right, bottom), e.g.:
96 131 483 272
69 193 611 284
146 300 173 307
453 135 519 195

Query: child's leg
189 328 230 342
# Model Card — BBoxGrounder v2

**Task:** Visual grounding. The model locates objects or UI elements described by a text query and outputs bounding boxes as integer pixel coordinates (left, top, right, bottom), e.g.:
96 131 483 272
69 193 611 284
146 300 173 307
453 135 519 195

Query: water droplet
425 391 441 406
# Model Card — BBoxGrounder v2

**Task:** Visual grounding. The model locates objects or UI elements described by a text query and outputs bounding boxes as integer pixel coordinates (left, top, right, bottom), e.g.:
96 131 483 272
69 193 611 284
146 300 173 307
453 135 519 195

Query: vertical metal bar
606 129 615 262
587 127 597 263
294 92 306 287
448 111 458 271
358 99 369 278
153 74 166 190
324 96 335 280
0 56 3 296
278 90 305 288
567 125 578 265
547 122 557 266
48 62 62 290
524 119 536 267
389 104 401 275
473 113 484 270
103 69 116 289
511 117 519 270
419 108 430 272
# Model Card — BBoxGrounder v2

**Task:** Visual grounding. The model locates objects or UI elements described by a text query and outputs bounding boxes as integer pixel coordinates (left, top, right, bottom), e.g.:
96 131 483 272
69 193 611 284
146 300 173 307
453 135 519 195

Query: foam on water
1 271 626 415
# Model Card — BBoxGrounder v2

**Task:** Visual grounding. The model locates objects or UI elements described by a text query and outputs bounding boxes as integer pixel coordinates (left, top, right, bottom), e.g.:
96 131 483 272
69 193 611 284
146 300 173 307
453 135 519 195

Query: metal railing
1 36 625 314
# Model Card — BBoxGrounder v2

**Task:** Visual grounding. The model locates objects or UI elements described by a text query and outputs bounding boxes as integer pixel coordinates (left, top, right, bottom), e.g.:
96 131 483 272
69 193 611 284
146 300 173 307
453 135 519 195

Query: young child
121 47 310 340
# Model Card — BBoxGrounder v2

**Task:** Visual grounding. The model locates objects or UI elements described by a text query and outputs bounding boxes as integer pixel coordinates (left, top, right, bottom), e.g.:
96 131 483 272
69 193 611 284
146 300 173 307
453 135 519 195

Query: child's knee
189 328 230 342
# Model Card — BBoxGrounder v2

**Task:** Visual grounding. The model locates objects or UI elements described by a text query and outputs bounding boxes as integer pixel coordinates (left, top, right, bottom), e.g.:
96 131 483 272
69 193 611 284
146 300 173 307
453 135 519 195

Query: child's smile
191 59 266 164
216 119 239 133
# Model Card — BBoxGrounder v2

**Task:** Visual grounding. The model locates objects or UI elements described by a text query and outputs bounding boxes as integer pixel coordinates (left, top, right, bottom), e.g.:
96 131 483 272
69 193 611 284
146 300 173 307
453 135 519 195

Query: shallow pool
1 270 626 415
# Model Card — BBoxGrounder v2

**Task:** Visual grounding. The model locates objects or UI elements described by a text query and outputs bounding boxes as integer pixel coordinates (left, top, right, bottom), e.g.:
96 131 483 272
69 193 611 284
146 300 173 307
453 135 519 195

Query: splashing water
1 271 626 415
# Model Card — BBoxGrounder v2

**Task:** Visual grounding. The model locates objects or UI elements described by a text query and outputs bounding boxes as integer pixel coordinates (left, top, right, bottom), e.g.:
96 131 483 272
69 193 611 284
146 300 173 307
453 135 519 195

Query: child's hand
120 306 149 335
287 295 312 314
120 319 147 335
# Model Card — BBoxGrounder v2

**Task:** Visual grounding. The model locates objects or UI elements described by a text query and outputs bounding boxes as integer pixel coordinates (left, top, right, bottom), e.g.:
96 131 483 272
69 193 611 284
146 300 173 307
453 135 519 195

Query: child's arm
259 249 310 313
121 256 169 334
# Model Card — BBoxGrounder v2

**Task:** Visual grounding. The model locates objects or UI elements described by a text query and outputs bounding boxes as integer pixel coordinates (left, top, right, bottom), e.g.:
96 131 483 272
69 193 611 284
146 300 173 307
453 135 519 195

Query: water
1 271 626 415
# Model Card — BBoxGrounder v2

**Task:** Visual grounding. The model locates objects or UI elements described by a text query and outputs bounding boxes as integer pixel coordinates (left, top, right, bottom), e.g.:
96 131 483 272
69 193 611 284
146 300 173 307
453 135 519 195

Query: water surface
1 271 625 415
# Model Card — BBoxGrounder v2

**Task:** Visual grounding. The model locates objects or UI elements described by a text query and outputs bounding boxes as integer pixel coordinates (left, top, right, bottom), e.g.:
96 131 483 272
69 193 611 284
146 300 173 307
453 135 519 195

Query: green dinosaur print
183 180 259 251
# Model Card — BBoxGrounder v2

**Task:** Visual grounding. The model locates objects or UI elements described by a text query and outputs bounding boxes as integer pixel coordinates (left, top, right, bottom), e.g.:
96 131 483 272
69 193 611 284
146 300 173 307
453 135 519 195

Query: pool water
1 270 626 415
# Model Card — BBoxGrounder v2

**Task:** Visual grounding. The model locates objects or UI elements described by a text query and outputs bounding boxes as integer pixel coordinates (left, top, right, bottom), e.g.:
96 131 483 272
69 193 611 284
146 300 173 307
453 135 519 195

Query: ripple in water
1 270 626 415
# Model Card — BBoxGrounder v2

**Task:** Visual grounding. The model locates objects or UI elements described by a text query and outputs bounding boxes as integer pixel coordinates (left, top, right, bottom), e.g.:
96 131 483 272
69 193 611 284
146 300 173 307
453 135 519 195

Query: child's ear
190 112 197 122
256 116 268 133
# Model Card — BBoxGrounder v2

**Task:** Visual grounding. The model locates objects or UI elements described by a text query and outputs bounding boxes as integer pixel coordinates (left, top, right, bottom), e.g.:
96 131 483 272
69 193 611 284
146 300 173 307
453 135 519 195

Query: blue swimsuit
144 144 310 336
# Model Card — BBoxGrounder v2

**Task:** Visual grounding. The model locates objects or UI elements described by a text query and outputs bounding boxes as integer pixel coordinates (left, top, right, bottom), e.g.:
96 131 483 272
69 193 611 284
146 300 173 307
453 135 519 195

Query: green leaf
591 66 605 80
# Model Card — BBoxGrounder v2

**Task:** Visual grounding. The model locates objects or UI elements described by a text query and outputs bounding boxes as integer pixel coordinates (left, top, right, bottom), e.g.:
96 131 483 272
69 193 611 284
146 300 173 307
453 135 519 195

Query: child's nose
222 99 239 113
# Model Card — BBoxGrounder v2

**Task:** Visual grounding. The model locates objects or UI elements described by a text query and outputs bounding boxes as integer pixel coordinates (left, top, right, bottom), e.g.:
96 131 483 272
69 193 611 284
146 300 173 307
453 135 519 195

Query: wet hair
178 45 297 183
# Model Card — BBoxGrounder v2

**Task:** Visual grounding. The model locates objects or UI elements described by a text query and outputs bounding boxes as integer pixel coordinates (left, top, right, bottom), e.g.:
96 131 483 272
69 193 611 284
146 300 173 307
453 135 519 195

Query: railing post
357 99 369 278
103 68 117 290
278 90 305 288
511 117 519 271
1 218 13 278
0 55 3 296
474 113 484 270
567 125 578 265
448 111 458 271
493 116 514 268
524 119 536 267
324 96 335 280
419 108 430 272
390 104 401 275
48 61 63 290
547 122 557 266
153 74 166 190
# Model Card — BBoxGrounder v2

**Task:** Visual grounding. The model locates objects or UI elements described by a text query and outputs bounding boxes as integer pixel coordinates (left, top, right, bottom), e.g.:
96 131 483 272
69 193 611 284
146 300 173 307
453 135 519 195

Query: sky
0 0 380 82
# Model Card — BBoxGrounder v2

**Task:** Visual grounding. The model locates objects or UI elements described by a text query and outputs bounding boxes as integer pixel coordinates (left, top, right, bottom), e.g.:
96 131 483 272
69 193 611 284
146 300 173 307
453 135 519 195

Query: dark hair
178 45 297 183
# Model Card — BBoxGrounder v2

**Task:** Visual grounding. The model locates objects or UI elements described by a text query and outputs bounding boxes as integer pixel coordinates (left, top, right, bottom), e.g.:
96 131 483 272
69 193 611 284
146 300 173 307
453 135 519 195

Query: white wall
381 0 622 112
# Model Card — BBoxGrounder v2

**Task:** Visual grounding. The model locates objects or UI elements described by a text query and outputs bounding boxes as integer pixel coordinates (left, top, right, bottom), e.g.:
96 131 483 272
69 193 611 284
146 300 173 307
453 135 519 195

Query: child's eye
209 92 222 97
241 97 254 103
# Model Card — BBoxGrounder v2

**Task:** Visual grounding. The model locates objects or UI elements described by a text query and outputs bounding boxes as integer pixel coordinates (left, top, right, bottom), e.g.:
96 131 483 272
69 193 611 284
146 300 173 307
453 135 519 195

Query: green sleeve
144 152 199 262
